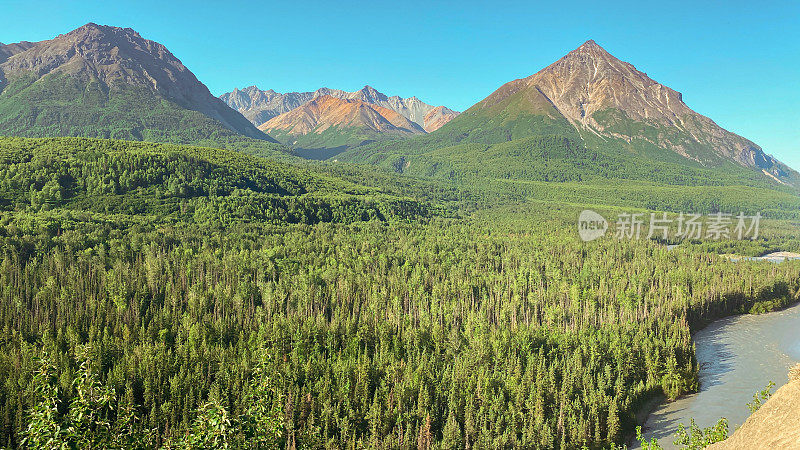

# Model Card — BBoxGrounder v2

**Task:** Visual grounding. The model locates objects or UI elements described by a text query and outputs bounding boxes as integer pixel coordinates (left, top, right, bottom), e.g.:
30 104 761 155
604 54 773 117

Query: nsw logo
578 210 608 242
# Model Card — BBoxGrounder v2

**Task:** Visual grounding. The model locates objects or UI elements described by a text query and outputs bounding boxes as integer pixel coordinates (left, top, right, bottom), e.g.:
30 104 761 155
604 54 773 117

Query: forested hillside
336 124 800 199
0 136 799 448
0 137 428 225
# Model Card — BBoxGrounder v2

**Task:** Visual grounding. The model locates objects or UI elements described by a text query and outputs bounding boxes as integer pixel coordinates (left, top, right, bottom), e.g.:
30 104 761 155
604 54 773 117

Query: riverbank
637 301 800 448
626 393 666 447
723 251 800 262
708 364 800 449
685 284 799 334
628 277 800 448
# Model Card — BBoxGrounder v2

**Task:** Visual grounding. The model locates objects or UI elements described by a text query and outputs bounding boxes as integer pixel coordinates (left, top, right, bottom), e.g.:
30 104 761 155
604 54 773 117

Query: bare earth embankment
709 364 800 449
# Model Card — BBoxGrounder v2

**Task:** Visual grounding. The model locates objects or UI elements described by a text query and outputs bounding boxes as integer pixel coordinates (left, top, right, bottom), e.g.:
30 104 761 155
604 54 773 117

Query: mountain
220 86 316 126
0 23 274 145
221 85 459 131
259 95 424 155
337 40 799 188
423 106 459 132
0 41 36 63
477 40 791 178
342 85 449 130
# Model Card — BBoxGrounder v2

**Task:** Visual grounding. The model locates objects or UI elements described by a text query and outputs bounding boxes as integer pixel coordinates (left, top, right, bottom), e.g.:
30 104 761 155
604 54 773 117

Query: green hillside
0 73 292 155
339 104 793 184
268 124 384 159
0 136 429 225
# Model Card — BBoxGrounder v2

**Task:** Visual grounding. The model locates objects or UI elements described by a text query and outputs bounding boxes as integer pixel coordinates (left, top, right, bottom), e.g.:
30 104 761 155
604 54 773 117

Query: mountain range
221 85 459 132
0 23 796 191
258 95 426 155
2 21 799 450
338 40 799 187
0 23 273 145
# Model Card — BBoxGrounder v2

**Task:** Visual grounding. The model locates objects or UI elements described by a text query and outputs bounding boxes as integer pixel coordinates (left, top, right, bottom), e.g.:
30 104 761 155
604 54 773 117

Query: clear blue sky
2 0 798 169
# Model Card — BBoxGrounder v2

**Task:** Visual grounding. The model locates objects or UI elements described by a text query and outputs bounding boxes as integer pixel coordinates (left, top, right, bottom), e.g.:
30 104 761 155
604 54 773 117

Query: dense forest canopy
0 136 798 448
0 137 430 226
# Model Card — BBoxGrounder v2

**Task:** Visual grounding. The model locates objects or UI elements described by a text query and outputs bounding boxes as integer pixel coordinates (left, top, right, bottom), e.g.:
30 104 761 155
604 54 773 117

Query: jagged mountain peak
461 40 798 183
65 22 141 39
352 85 389 103
359 85 380 94
258 94 424 141
222 85 460 131
569 39 607 55
238 85 270 93
522 39 690 127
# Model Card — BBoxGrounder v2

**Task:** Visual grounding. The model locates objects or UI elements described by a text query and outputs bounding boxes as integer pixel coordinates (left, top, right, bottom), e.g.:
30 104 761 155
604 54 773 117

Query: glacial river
637 301 800 448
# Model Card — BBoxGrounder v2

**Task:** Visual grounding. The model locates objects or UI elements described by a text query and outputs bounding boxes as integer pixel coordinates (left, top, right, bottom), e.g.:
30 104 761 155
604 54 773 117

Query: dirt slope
708 364 800 449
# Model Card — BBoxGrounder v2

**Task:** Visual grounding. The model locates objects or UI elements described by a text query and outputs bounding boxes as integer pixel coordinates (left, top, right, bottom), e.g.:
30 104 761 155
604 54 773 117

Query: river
637 301 800 448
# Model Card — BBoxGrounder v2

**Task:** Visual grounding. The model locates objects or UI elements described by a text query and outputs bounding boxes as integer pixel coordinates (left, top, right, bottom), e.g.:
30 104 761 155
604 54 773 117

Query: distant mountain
341 85 453 130
221 85 459 132
0 41 36 63
423 106 459 132
338 40 799 188
0 23 274 145
259 95 424 154
221 87 315 127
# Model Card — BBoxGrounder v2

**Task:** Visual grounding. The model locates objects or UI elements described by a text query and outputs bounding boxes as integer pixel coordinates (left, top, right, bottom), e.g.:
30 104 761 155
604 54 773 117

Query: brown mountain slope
423 106 459 132
708 364 800 449
0 41 37 63
259 95 425 136
0 23 271 142
469 40 796 183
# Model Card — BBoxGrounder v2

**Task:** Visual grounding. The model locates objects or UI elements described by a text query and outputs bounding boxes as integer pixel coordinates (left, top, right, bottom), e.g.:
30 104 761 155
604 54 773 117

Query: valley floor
1 137 799 448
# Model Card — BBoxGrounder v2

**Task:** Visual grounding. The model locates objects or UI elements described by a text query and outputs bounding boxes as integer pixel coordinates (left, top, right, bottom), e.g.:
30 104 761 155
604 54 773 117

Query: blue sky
2 0 798 169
